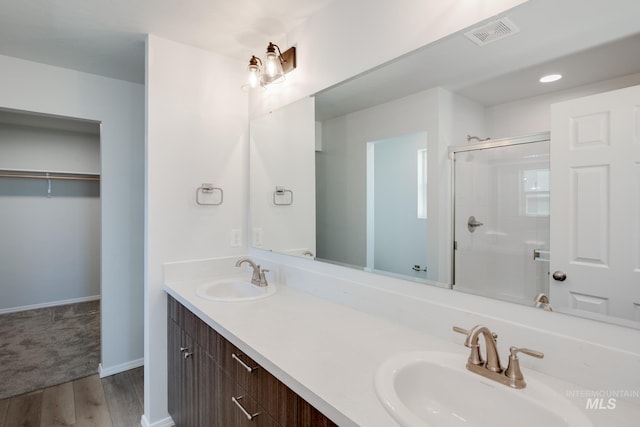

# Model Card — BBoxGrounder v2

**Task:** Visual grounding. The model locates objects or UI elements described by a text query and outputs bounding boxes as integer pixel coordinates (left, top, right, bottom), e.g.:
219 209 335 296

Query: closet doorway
0 108 102 399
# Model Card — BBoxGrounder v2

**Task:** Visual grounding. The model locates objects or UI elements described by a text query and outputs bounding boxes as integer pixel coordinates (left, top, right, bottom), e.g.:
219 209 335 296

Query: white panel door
550 84 640 323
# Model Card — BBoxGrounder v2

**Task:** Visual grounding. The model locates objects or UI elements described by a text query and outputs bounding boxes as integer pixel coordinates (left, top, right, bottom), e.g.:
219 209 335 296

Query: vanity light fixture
246 42 297 89
539 73 562 83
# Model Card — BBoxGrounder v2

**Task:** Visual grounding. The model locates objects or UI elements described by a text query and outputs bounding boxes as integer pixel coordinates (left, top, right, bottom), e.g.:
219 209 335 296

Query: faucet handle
511 347 544 360
258 268 270 287
452 326 469 335
505 346 544 385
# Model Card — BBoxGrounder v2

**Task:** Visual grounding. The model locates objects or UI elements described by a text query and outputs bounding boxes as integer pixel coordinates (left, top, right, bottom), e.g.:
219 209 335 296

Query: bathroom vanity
163 265 453 426
164 256 640 427
167 295 336 426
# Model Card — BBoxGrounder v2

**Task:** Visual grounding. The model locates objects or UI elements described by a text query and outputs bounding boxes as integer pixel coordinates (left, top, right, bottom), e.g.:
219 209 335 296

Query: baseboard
0 295 100 315
140 414 174 427
98 357 144 378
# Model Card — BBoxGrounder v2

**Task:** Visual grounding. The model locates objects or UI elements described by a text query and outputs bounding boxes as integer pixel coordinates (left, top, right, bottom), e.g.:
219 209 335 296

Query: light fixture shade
247 55 262 88
261 43 285 85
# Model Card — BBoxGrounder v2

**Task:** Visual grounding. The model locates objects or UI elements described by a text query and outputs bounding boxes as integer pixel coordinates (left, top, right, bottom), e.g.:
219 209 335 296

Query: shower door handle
467 216 484 232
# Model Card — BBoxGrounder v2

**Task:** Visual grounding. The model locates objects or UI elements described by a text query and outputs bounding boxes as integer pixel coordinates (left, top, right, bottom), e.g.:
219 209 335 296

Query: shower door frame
448 131 550 292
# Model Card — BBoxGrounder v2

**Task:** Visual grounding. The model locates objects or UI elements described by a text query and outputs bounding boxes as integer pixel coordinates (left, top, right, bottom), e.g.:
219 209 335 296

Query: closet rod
0 172 100 182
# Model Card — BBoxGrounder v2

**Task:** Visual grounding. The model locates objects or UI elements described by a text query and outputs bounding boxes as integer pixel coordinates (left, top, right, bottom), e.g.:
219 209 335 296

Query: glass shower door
453 139 550 306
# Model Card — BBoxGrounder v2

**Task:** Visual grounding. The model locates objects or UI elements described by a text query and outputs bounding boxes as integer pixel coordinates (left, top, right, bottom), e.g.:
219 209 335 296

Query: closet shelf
0 169 100 182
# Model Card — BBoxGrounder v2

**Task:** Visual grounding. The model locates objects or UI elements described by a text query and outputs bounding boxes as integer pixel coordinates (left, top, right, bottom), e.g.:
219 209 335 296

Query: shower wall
453 139 550 306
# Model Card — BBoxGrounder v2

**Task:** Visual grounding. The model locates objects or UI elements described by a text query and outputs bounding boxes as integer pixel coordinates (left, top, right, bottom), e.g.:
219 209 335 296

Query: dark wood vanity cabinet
168 319 216 426
167 295 338 427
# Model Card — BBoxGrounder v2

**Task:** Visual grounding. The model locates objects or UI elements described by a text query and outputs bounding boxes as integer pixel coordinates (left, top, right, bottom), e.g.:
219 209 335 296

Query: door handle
552 271 567 282
467 216 484 232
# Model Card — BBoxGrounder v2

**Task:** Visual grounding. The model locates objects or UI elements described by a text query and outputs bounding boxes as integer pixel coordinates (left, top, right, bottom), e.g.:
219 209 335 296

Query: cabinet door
168 319 197 427
195 345 216 426
167 319 180 422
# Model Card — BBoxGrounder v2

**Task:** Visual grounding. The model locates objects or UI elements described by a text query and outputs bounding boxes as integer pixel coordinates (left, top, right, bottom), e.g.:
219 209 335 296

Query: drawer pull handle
180 347 188 352
231 396 260 420
232 353 258 372
183 352 193 359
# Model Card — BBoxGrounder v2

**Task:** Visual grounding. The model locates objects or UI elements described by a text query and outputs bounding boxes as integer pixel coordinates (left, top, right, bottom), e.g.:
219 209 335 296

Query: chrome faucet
235 258 269 287
453 325 543 388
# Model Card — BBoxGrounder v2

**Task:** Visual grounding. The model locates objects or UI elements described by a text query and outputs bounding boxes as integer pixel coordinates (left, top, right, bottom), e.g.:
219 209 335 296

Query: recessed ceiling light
539 74 562 83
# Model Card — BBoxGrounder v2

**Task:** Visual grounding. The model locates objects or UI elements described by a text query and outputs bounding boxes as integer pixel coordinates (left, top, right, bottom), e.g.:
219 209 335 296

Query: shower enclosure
451 133 550 306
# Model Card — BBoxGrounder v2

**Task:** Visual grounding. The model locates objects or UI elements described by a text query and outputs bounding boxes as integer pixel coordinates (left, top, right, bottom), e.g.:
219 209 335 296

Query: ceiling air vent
464 17 520 47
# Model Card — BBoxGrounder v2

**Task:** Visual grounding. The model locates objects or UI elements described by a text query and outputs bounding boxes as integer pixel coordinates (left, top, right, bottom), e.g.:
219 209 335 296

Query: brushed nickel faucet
235 258 270 287
453 325 543 389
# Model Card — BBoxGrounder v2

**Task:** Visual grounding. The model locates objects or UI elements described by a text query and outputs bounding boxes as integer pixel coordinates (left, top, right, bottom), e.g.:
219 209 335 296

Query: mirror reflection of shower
452 134 550 307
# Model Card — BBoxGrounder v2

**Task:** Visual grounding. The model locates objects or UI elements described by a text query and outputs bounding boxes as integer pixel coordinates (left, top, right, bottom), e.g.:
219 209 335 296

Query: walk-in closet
0 108 101 399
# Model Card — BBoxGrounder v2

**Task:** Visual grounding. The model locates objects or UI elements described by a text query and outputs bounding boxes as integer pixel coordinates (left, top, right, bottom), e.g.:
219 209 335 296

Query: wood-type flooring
0 367 143 427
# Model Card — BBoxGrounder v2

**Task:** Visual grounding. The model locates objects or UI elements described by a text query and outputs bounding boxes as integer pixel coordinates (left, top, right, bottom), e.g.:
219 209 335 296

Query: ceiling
315 0 640 120
0 0 335 83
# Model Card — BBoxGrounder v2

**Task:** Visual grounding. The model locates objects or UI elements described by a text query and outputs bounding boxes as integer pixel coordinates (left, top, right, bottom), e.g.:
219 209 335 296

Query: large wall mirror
249 0 640 329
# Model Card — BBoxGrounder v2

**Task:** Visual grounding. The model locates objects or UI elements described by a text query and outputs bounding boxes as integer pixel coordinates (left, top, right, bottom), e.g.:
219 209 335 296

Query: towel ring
196 183 223 206
273 186 293 206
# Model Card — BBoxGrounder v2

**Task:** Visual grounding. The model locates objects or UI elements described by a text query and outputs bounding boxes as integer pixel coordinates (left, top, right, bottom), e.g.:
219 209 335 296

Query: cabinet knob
183 352 193 359
180 346 188 352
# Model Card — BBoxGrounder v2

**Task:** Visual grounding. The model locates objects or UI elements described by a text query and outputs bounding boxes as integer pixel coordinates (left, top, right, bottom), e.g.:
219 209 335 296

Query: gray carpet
0 300 100 399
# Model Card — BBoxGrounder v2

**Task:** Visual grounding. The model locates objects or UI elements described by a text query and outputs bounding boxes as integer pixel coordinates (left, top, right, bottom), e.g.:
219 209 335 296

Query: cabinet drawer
218 366 278 427
219 335 298 426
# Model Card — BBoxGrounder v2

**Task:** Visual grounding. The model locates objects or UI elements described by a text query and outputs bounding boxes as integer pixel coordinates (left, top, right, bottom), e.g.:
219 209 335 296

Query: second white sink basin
196 278 276 302
375 351 592 427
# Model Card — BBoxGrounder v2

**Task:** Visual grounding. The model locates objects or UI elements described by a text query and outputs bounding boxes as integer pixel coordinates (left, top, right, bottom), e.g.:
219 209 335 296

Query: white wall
145 34 248 426
0 54 145 375
0 123 100 311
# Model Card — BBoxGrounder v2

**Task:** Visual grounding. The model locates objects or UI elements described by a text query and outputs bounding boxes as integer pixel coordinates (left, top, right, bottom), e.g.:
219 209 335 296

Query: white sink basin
196 278 277 302
375 351 592 427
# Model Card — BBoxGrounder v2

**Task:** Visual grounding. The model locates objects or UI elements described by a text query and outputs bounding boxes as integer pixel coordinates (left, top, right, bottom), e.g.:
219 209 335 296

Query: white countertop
164 275 640 427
